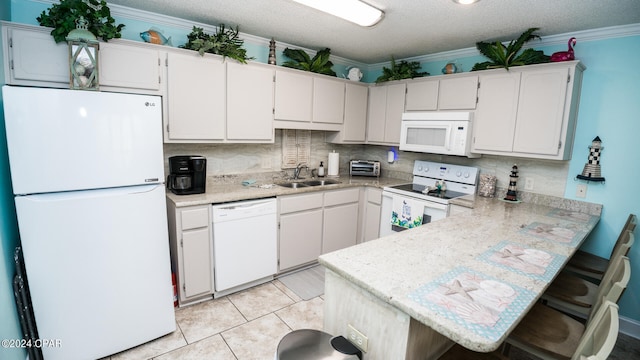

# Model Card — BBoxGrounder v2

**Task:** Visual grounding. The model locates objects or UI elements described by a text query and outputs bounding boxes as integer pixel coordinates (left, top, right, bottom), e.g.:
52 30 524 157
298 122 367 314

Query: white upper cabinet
165 51 226 141
226 61 275 142
472 61 584 160
326 82 368 143
99 41 163 94
405 75 478 111
274 70 313 123
273 68 346 131
3 24 68 87
313 77 345 124
367 82 406 145
437 76 478 110
405 79 439 111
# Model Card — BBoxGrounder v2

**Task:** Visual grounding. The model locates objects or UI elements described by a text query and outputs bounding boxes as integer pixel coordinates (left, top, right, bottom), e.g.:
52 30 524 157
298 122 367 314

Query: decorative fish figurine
140 29 172 46
551 37 576 62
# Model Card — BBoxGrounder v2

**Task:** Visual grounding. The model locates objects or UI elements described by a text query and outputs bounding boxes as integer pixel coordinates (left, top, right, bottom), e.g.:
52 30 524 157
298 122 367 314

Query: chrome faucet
294 163 309 179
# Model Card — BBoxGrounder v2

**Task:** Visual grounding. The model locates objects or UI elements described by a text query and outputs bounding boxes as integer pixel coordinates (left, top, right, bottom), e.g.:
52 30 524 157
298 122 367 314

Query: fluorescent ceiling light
292 0 384 27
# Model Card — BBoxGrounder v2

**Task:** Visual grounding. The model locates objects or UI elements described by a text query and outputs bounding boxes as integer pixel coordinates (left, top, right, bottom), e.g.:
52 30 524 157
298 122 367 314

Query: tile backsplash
164 130 569 197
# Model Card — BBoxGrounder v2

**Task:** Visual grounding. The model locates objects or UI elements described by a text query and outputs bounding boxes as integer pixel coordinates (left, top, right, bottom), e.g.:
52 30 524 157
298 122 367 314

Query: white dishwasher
212 198 278 293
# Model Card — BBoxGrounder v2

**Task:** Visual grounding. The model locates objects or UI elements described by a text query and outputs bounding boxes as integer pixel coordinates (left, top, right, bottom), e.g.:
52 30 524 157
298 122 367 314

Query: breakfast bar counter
318 195 602 359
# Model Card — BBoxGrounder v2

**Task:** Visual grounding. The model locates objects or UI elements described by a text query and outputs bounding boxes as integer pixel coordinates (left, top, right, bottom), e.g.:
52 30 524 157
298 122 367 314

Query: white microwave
399 112 479 158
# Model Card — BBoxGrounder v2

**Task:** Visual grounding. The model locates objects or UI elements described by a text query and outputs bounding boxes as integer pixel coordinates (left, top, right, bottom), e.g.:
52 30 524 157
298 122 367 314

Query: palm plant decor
375 57 429 83
471 27 550 71
182 25 253 63
282 48 336 77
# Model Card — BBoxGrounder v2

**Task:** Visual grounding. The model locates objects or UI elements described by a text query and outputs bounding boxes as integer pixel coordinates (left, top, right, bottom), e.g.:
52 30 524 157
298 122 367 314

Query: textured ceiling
107 0 640 63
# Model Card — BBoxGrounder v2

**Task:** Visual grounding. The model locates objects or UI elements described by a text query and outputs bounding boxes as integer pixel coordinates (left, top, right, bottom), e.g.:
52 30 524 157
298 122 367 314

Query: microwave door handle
444 125 452 150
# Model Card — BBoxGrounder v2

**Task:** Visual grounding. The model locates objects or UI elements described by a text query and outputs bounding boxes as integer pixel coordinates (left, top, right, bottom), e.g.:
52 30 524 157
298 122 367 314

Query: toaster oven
349 160 381 177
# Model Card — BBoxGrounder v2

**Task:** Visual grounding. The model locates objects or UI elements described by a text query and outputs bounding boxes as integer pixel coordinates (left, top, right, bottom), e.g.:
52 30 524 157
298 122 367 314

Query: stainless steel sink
276 179 340 188
302 179 341 186
277 182 309 188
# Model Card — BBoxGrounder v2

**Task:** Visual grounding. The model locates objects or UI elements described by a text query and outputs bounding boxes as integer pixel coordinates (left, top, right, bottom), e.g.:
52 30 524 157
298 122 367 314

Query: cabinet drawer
324 188 360 207
366 188 382 205
279 193 324 214
181 206 210 230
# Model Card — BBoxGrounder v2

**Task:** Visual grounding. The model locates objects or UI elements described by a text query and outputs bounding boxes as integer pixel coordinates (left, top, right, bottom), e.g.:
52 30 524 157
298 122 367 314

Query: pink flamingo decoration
551 37 577 62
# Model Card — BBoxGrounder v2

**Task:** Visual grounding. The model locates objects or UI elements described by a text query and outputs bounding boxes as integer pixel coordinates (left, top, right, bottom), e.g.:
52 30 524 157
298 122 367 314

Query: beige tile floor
107 279 323 360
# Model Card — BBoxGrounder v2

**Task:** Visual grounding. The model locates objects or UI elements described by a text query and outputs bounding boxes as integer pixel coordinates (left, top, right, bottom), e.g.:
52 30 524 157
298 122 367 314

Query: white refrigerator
2 86 176 360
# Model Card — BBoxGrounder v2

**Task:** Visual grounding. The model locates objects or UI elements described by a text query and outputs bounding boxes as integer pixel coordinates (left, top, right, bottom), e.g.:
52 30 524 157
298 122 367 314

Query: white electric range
379 160 478 237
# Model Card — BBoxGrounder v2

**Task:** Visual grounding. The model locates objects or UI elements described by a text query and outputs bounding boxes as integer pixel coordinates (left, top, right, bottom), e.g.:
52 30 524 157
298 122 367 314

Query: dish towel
391 197 424 229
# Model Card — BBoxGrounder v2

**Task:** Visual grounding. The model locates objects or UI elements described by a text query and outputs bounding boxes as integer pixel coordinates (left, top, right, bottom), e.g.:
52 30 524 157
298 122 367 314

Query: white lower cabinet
166 203 213 306
278 187 361 272
322 188 360 254
278 193 324 271
363 187 382 242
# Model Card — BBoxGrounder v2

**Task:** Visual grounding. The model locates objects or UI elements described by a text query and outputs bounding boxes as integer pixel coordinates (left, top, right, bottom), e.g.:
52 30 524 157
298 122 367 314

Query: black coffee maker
167 156 207 195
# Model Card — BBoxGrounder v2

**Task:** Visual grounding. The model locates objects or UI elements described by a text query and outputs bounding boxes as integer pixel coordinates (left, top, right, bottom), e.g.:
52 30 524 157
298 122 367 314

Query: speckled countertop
319 195 602 352
166 174 409 207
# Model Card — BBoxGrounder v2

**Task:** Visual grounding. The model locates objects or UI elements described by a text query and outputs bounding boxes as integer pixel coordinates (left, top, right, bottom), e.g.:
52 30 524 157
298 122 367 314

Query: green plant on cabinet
375 57 429 83
282 48 337 77
472 27 550 71
181 25 253 64
37 0 124 42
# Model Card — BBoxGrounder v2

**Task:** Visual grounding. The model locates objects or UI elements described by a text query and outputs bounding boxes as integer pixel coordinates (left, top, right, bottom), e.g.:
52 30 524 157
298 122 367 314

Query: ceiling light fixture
292 0 384 27
452 0 480 4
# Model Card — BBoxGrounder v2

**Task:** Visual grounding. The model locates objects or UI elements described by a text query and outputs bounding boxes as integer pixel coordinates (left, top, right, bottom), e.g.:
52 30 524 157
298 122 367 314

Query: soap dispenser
318 161 325 177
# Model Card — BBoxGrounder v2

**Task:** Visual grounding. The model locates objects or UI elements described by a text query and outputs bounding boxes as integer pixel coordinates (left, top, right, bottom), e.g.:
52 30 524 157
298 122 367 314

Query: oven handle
382 191 450 210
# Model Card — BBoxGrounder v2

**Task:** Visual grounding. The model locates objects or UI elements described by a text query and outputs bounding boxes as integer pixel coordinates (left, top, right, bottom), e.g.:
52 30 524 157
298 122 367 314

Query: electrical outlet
524 177 534 191
576 184 587 198
347 324 369 352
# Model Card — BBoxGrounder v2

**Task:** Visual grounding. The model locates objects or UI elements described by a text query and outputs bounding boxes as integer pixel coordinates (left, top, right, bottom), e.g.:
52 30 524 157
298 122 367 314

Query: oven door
379 190 449 238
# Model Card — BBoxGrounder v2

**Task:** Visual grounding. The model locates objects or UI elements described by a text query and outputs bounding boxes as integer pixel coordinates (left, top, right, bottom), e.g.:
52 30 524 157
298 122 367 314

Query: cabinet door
279 209 323 271
227 62 274 141
363 202 381 242
99 42 162 92
166 52 225 141
182 228 213 298
512 67 569 155
6 27 68 86
472 72 521 152
342 83 368 142
323 203 359 253
438 76 478 110
384 83 407 144
405 80 439 111
366 86 388 143
313 77 345 124
274 70 313 122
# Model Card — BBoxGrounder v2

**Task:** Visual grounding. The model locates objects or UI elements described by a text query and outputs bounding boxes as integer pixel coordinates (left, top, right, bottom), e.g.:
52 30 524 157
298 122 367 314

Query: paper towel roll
328 151 339 176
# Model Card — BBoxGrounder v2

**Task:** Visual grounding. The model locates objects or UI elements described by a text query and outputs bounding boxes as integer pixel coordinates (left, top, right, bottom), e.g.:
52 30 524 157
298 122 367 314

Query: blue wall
6 0 640 330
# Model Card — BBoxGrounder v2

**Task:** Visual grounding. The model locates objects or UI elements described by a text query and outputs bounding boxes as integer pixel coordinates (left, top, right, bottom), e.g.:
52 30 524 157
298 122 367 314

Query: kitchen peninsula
319 195 602 359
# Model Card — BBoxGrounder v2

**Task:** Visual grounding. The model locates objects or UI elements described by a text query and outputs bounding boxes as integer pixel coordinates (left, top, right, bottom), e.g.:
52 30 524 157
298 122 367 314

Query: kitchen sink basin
302 179 340 186
276 179 341 188
277 182 309 188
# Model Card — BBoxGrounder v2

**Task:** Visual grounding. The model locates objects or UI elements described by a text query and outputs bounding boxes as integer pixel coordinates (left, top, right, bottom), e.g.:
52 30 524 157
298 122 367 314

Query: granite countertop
318 196 602 352
166 175 409 207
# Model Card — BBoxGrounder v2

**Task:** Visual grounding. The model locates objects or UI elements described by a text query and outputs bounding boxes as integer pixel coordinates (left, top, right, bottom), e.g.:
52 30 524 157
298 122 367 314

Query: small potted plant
375 57 429 83
471 27 550 71
37 0 124 42
282 48 336 77
181 25 253 64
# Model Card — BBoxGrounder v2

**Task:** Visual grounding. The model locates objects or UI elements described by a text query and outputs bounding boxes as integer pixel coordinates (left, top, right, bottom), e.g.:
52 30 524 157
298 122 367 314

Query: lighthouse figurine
577 136 605 182
504 165 519 201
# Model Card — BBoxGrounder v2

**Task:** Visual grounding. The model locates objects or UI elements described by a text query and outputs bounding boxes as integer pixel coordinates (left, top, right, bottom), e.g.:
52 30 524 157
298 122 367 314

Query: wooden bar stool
566 214 636 282
505 300 619 360
542 250 631 316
